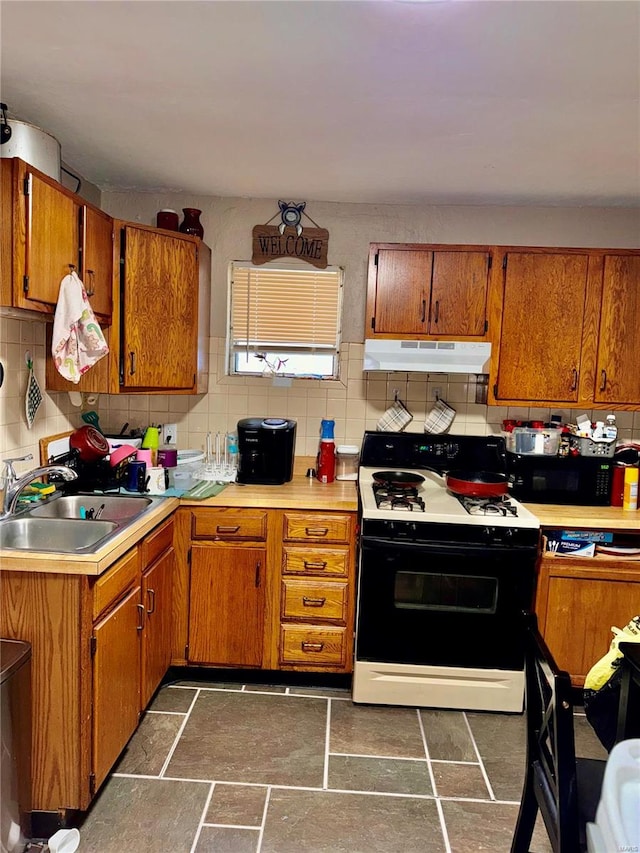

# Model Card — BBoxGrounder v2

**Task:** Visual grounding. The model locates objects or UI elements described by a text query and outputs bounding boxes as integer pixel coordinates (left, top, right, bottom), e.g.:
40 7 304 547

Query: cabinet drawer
280 625 347 667
192 509 267 541
283 512 353 544
281 579 348 622
93 547 140 621
140 516 174 567
282 546 350 577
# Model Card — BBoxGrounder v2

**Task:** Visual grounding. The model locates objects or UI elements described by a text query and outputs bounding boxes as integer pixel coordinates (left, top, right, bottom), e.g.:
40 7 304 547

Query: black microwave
506 452 614 505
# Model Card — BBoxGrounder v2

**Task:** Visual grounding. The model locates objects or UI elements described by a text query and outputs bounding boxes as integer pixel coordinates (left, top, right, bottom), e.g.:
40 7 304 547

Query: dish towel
51 270 109 383
424 398 456 434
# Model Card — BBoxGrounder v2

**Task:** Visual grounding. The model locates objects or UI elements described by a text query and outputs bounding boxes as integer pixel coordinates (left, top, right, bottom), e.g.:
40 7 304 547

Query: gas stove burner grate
457 495 518 517
373 483 425 512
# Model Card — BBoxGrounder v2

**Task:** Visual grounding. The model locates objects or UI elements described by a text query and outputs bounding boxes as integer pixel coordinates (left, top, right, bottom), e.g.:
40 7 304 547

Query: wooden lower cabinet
0 516 175 816
536 545 640 687
188 544 266 666
180 506 357 674
92 584 141 790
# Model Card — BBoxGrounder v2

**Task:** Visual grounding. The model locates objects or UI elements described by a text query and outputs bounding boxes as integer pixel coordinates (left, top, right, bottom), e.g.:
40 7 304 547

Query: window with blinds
227 262 344 378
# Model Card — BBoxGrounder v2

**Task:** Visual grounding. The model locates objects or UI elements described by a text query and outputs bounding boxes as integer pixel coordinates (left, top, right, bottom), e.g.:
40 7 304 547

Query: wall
3 194 640 464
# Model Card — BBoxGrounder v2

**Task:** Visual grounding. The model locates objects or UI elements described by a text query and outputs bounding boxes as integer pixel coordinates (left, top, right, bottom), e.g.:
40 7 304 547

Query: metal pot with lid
69 426 109 463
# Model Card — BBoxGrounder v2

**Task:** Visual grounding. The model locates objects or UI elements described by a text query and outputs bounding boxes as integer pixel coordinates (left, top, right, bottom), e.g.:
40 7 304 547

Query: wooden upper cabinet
372 249 431 335
492 252 590 403
594 254 640 405
1 159 81 313
430 251 490 336
120 224 199 391
366 243 491 340
82 205 113 319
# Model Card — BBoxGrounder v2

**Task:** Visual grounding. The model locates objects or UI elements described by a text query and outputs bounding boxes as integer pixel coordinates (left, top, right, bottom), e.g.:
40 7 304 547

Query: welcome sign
252 224 329 269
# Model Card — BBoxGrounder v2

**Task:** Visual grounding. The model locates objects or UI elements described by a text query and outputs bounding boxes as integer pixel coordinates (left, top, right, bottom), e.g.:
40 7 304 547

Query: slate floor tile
194 826 259 852
328 755 433 795
330 701 426 758
114 712 183 776
78 776 209 853
261 789 445 853
148 684 198 712
420 709 476 761
205 783 268 825
431 761 490 799
166 690 327 786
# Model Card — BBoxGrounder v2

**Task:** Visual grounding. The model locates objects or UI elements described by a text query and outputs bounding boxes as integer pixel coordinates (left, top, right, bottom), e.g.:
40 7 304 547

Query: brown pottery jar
179 208 204 238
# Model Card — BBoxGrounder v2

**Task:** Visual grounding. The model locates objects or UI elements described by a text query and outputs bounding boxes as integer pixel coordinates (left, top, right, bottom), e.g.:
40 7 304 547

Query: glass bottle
179 208 204 238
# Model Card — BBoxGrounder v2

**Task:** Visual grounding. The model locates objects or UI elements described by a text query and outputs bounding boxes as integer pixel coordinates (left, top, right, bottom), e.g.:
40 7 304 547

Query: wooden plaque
252 225 329 269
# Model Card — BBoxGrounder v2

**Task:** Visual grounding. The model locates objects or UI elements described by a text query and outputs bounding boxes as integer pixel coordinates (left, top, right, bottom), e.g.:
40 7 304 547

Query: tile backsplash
4 319 638 465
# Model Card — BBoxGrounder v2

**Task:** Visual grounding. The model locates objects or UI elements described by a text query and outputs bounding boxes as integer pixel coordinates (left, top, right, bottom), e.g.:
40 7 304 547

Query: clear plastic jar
336 445 359 480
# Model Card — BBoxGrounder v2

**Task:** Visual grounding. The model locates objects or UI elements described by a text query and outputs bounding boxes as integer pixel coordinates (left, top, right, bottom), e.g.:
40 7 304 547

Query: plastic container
511 427 561 456
575 436 617 458
336 445 359 480
623 466 638 511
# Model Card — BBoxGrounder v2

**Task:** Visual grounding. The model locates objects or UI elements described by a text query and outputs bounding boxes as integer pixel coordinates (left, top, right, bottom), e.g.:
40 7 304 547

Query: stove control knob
483 526 496 543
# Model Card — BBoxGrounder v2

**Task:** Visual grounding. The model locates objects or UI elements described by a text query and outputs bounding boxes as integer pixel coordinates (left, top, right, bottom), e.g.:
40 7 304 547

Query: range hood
363 339 491 374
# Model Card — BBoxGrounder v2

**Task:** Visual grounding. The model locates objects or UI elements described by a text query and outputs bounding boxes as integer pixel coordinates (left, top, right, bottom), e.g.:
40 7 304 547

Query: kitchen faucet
0 454 78 519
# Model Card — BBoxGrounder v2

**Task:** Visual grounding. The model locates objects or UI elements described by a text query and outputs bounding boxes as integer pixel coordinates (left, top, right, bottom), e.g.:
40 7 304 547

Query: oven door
355 537 536 671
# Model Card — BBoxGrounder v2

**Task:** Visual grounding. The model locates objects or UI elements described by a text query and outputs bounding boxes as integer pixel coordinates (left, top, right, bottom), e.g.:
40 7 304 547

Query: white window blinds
230 263 343 353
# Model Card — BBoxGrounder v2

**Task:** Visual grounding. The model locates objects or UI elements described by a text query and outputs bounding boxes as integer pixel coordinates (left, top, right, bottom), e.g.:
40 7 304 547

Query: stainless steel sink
0 517 118 553
30 494 153 523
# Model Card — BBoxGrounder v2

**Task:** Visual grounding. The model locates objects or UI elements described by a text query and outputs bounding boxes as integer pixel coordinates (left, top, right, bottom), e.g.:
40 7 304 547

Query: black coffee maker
236 418 296 485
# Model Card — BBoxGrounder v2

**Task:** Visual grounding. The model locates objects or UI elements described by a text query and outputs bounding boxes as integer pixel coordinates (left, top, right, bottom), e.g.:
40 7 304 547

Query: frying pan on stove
442 470 508 498
373 468 508 498
372 471 425 489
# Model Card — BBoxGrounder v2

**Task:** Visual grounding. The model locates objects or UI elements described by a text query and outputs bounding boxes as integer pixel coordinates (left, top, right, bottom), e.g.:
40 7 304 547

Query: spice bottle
317 418 336 484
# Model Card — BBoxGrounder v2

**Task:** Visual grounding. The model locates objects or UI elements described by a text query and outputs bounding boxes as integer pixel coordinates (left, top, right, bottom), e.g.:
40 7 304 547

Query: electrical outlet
433 387 442 401
161 423 178 445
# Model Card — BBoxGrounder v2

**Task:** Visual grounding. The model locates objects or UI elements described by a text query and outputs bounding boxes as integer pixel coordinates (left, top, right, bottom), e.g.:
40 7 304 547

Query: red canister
156 209 179 231
611 463 626 507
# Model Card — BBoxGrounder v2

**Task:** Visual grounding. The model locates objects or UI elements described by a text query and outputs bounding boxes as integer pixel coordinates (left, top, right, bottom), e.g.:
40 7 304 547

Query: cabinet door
188 545 265 667
494 252 589 402
372 249 431 334
594 254 640 405
121 226 198 390
141 547 174 709
429 251 489 336
82 205 113 320
22 169 81 308
92 585 141 789
540 570 640 687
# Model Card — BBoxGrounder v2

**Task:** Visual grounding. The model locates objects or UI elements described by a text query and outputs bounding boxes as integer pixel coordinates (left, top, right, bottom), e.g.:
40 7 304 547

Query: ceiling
1 0 639 207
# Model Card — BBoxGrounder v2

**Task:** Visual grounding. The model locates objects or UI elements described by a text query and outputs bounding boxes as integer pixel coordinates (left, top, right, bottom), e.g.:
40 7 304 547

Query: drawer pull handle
216 525 240 534
304 560 328 570
570 368 578 391
302 641 324 652
599 369 607 392
86 269 95 297
303 596 326 607
255 560 261 588
136 603 145 631
146 588 156 615
305 527 329 537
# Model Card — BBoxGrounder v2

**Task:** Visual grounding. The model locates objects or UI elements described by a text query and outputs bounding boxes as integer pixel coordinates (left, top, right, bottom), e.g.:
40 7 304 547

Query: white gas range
353 431 541 713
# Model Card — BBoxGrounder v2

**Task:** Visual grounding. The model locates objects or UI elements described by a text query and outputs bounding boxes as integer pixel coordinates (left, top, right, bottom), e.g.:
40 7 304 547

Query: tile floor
75 679 607 853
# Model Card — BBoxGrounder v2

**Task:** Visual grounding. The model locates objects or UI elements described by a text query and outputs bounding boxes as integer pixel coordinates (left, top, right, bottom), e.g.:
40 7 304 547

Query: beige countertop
523 502 640 531
180 457 358 512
